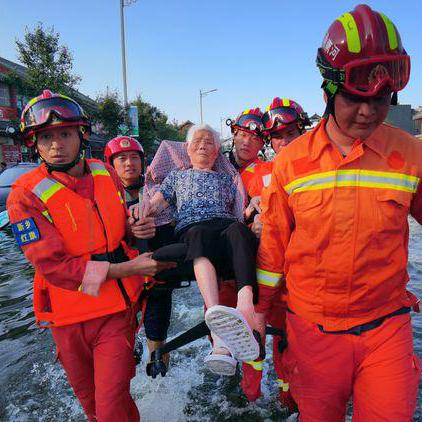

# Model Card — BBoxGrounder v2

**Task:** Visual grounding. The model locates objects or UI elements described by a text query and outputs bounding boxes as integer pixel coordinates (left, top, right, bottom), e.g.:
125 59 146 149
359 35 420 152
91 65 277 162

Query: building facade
0 56 106 165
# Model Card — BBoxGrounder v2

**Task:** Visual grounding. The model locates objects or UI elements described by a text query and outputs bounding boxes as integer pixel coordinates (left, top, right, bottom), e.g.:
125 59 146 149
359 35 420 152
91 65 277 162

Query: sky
1 0 421 139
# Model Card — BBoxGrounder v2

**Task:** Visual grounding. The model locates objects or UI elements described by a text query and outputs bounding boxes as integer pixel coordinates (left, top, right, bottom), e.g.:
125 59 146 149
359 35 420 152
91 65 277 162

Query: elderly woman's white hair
185 124 221 146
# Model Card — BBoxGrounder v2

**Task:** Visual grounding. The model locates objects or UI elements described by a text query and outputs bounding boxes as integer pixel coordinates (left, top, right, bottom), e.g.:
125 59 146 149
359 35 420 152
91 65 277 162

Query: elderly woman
143 124 259 375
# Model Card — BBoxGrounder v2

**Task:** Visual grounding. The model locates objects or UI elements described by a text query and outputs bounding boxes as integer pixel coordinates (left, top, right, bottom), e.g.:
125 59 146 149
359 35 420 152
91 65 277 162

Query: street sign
128 105 139 137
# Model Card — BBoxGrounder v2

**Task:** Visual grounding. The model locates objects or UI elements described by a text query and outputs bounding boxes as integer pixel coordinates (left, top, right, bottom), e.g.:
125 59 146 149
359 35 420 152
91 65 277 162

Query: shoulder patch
11 218 41 246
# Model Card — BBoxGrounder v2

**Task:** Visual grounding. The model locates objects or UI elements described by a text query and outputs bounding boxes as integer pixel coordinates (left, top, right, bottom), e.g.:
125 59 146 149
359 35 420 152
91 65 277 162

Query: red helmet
316 4 410 97
20 90 91 146
227 108 264 137
104 136 144 166
262 98 310 133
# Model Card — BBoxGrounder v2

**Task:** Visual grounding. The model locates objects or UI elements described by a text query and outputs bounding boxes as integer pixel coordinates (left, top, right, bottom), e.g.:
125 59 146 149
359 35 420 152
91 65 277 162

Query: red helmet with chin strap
317 4 410 106
20 90 91 147
104 136 144 166
262 98 310 134
227 108 264 138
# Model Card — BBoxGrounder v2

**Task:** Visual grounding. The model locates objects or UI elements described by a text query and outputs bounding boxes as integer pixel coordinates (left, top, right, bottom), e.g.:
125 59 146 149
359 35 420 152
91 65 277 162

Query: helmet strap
391 92 398 106
124 175 144 192
322 81 338 119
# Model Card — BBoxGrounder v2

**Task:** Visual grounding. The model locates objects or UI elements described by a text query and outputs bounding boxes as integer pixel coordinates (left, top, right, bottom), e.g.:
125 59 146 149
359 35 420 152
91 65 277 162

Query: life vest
15 159 144 327
240 158 273 198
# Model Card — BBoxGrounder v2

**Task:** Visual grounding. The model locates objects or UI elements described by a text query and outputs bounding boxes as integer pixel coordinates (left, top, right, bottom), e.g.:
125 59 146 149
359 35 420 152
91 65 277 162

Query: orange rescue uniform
256 120 421 420
240 158 273 198
7 159 142 421
221 156 293 407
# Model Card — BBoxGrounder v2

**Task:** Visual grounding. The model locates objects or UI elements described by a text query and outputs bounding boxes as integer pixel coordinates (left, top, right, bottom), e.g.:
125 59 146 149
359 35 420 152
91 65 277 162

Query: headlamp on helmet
227 108 264 137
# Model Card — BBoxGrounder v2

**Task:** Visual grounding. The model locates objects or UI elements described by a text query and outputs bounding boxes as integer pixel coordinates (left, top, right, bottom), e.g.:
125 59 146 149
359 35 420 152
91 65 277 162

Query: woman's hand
130 216 156 239
251 213 263 238
128 203 156 239
245 196 262 220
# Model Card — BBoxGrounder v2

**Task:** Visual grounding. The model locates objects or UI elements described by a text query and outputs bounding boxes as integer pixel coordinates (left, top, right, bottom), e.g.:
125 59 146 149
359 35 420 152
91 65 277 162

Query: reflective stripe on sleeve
276 378 289 392
257 268 283 287
41 210 53 223
245 360 264 371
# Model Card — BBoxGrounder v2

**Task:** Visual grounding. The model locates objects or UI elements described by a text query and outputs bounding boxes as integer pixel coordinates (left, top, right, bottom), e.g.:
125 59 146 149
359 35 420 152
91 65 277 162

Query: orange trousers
284 311 421 422
219 282 295 408
51 308 140 422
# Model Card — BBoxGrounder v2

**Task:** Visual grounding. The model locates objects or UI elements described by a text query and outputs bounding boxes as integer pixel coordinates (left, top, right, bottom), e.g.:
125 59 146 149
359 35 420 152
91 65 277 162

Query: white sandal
204 351 237 376
205 305 259 362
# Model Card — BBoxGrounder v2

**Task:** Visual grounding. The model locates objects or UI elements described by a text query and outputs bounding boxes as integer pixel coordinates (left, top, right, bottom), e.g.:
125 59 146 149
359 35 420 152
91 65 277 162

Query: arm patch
11 217 41 246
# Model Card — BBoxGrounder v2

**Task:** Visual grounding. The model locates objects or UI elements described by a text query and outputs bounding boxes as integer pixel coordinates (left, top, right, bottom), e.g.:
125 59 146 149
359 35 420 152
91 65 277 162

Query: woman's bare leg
236 285 257 330
194 257 230 356
193 257 219 308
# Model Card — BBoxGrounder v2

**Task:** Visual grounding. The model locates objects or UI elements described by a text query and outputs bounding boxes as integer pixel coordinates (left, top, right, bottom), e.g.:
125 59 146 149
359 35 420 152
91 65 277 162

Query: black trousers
178 218 258 303
143 223 176 341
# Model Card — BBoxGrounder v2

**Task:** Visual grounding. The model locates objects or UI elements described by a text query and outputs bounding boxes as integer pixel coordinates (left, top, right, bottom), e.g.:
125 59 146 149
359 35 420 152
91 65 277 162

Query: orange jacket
13 159 143 327
240 158 273 198
256 120 422 331
246 161 274 198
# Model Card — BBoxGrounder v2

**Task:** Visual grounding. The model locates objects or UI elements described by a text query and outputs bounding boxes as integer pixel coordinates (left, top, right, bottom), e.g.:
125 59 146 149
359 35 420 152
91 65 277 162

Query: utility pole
120 0 128 106
199 88 217 124
120 0 138 107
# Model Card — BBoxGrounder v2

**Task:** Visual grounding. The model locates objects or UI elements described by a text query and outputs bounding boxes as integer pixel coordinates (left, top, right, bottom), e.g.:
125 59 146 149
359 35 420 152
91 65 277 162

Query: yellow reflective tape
282 99 290 107
117 191 124 204
285 169 419 195
91 169 109 177
245 162 256 173
293 181 416 194
380 13 398 50
257 268 282 278
354 169 419 183
257 268 282 287
245 360 264 371
41 210 53 224
337 12 361 53
277 379 289 392
40 183 63 203
27 96 39 107
284 170 337 193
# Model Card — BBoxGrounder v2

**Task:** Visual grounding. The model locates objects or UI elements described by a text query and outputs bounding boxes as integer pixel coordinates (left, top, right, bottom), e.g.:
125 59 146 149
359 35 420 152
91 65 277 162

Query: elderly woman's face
187 130 218 169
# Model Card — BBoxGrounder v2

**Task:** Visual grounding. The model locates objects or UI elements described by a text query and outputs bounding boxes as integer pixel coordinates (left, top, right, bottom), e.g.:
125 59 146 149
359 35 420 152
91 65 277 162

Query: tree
93 90 125 138
15 22 81 95
131 96 184 155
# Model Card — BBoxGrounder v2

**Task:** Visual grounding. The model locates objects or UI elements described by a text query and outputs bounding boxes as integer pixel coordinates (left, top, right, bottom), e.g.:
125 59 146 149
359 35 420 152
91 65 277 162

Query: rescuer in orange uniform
241 98 310 410
226 109 270 196
104 135 173 367
255 5 421 421
7 91 175 422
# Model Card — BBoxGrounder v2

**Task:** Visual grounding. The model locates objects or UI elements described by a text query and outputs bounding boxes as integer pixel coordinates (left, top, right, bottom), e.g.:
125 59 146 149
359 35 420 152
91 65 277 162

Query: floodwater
0 219 421 421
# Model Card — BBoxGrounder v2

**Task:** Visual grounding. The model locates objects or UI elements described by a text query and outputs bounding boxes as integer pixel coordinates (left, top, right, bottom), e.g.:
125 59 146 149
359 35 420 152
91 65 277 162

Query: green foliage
15 22 81 95
131 95 184 156
3 71 37 98
92 93 183 152
93 90 125 139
